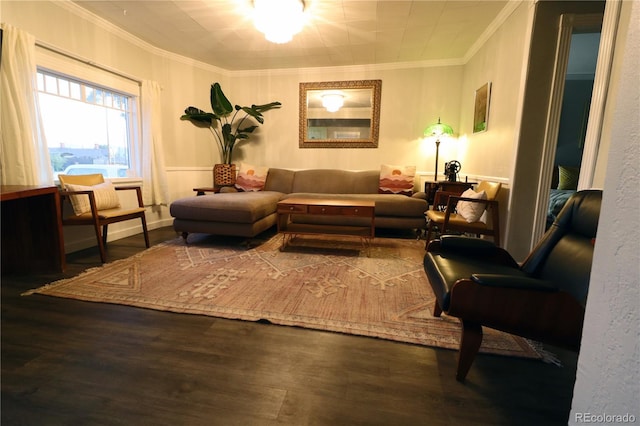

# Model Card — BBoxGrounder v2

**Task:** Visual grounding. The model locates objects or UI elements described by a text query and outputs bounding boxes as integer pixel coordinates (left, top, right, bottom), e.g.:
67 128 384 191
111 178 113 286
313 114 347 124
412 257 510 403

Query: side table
1 185 66 273
193 187 219 196
424 181 477 205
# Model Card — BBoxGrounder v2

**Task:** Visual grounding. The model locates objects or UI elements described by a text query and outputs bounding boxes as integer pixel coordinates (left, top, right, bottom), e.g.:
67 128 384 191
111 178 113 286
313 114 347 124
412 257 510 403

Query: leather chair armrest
428 236 519 267
471 274 558 291
411 191 427 200
439 235 497 251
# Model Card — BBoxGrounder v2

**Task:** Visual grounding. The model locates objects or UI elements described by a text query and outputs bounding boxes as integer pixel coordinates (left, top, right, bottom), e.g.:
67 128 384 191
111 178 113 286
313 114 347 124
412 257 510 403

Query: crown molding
56 0 227 75
56 0 507 78
463 0 526 64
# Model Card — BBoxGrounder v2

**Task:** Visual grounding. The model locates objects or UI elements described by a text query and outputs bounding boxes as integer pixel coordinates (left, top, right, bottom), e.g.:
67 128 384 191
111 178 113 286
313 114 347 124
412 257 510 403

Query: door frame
532 4 620 245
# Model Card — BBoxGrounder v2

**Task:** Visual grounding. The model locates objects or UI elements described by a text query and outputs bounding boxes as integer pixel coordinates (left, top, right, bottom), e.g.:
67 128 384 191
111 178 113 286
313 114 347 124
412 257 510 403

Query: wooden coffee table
276 197 375 252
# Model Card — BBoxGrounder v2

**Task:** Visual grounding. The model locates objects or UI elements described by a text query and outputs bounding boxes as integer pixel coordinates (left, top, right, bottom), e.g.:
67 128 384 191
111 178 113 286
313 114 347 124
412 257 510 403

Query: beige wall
570 0 639 419
227 66 463 172
0 0 609 257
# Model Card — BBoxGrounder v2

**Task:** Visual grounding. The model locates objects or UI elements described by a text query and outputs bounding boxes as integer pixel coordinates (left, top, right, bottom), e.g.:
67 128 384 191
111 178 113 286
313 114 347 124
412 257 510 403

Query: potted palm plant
181 82 281 186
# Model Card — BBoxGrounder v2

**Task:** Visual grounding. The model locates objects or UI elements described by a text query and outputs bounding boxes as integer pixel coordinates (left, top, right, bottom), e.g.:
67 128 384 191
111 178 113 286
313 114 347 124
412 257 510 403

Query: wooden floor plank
2 226 578 425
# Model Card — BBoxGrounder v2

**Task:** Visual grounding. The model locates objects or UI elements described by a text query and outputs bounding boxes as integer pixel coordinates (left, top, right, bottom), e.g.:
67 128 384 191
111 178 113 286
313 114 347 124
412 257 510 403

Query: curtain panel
0 24 53 185
140 80 169 206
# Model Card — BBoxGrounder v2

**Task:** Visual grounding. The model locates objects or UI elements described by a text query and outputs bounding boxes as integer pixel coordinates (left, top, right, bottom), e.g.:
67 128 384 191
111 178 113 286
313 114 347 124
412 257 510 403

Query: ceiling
72 0 510 71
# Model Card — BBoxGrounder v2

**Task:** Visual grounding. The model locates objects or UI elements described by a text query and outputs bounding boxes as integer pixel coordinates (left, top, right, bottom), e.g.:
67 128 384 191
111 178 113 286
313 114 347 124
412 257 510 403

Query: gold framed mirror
299 80 382 148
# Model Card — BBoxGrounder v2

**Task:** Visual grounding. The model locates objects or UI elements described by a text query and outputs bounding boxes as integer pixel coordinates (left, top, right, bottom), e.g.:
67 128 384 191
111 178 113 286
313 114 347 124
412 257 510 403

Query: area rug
24 234 543 360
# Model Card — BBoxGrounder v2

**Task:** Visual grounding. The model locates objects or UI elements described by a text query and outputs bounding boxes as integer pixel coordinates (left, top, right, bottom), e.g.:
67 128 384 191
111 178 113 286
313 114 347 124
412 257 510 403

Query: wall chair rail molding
299 80 382 148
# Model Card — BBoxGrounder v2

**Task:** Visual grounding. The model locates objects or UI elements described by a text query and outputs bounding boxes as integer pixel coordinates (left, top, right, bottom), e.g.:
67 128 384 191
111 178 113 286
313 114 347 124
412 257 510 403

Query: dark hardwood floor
2 227 579 425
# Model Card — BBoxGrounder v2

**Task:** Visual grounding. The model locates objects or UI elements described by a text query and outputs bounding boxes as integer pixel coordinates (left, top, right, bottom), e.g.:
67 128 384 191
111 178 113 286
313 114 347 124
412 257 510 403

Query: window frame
35 47 142 182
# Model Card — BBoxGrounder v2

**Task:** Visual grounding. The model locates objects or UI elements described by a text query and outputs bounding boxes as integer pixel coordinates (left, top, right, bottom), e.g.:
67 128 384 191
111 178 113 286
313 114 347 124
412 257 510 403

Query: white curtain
0 24 53 186
140 80 169 206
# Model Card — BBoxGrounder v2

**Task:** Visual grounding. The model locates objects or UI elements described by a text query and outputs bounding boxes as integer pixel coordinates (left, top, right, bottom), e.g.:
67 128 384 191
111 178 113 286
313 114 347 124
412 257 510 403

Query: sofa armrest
411 191 427 200
471 274 558 291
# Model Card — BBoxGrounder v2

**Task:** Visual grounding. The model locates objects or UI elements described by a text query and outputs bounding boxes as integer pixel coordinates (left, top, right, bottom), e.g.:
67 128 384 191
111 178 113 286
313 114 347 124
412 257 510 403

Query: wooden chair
58 173 149 263
425 181 502 247
423 190 601 381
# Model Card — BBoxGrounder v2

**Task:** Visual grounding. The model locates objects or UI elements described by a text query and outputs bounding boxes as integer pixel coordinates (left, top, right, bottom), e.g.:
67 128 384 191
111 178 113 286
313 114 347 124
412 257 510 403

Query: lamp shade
424 118 454 138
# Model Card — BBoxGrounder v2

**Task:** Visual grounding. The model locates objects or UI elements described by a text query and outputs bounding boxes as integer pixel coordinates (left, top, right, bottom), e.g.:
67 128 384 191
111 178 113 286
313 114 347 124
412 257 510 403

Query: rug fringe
526 339 563 366
21 243 168 296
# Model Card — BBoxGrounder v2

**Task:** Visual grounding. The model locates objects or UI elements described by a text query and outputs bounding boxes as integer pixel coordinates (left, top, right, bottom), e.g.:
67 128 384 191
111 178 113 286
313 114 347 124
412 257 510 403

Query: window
37 69 137 178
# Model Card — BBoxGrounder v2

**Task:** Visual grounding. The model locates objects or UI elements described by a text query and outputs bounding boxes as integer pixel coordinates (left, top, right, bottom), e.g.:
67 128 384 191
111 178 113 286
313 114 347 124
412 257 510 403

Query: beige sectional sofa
170 168 429 240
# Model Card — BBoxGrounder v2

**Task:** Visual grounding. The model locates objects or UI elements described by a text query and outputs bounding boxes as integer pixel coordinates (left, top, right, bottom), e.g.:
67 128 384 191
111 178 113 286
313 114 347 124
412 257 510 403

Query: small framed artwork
473 82 491 133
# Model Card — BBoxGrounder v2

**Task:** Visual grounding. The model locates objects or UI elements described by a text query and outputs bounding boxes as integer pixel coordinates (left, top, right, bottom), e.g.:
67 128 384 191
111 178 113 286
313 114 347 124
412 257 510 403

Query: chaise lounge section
170 168 429 240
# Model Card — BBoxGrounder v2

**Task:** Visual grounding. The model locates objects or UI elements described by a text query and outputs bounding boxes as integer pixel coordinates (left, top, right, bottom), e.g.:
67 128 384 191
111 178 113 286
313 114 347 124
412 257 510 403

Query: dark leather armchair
423 190 601 381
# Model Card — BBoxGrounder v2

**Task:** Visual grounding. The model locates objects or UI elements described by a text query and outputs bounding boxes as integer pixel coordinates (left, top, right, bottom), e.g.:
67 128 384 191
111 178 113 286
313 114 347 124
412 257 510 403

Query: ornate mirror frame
299 80 382 148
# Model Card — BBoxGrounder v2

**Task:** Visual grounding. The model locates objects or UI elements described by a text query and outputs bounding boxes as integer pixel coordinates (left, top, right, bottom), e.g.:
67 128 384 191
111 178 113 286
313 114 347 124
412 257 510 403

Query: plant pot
213 163 237 188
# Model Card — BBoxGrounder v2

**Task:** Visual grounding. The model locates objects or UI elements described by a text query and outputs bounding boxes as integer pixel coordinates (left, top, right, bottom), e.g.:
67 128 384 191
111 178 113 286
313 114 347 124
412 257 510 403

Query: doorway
531 12 609 244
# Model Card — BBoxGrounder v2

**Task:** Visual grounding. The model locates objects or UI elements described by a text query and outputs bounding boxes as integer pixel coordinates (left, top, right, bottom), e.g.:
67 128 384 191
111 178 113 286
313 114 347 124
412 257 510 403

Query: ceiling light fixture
253 0 306 44
321 93 345 113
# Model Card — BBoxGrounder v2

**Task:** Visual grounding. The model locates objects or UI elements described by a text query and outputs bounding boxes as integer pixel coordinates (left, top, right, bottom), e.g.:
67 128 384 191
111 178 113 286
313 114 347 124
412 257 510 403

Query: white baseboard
64 217 175 254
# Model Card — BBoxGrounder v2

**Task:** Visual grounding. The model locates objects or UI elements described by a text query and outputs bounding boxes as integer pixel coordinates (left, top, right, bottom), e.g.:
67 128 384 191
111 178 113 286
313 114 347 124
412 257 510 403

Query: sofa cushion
264 168 296 193
378 165 416 196
234 162 269 192
456 188 487 223
64 180 121 215
170 191 283 224
290 169 380 194
558 165 580 190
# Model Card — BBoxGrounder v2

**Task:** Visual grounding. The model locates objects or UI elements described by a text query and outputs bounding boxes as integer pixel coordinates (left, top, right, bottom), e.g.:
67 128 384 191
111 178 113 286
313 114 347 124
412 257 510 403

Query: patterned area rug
24 234 542 359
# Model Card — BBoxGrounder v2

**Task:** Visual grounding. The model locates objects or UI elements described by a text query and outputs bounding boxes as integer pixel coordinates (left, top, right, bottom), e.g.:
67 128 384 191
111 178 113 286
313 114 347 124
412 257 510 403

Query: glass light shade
253 0 305 44
321 93 345 112
424 118 454 138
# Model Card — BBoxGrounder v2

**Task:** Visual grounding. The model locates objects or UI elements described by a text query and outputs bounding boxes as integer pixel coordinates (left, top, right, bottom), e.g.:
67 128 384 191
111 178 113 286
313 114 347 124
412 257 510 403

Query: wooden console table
424 180 477 205
1 185 66 273
277 198 375 252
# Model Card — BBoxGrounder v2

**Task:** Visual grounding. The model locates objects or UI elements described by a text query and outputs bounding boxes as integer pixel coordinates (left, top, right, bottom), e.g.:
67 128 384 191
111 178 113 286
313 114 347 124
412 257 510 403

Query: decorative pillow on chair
234 162 269 192
558 165 580 190
378 165 416 196
64 180 121 215
456 188 487 223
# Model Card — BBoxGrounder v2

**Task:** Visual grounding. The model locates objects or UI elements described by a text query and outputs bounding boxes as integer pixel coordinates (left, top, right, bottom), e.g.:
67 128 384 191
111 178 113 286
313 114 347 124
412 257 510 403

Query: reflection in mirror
299 80 381 148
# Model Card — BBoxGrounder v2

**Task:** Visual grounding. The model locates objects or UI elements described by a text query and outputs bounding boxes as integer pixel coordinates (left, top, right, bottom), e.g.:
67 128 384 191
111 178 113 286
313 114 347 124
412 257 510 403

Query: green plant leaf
210 83 233 117
180 108 217 127
253 102 282 113
238 125 258 134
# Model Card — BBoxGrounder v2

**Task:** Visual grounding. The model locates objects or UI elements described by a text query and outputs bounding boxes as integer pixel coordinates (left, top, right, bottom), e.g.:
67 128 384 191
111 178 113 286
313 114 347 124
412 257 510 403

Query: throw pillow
65 180 121 216
234 162 269 192
378 165 416 196
456 188 487 223
558 165 580 190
